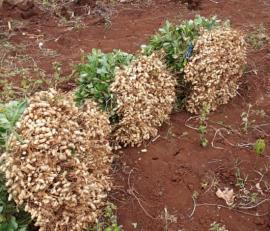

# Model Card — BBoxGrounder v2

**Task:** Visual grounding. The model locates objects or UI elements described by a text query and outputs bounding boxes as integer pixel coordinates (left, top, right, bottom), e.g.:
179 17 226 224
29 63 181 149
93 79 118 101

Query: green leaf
10 216 18 230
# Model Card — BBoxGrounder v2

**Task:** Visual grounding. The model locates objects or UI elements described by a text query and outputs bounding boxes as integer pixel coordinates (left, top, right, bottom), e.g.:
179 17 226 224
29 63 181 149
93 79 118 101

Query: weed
166 123 177 139
52 62 62 87
163 207 177 231
200 180 208 189
41 62 76 92
235 168 247 189
0 80 16 102
1 72 46 102
19 77 44 96
192 190 199 200
209 222 228 231
254 138 266 155
246 24 269 49
253 109 267 118
198 105 209 147
89 203 122 231
241 104 254 133
104 15 112 30
201 173 219 192
57 15 87 30
0 40 47 103
248 192 258 204
244 192 259 204
93 1 115 29
181 0 201 10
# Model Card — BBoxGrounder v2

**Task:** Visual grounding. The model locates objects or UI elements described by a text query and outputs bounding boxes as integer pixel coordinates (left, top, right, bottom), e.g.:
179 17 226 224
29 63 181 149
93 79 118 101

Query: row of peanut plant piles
0 16 246 231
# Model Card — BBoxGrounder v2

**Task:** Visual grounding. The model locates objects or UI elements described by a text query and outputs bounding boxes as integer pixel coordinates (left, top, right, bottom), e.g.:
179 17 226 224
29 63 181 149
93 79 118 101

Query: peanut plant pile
184 27 247 113
1 89 112 231
0 16 247 230
143 16 221 106
111 51 177 148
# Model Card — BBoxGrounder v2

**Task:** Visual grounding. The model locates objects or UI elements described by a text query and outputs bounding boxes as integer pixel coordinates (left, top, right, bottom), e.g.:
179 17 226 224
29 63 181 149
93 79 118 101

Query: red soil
1 0 270 230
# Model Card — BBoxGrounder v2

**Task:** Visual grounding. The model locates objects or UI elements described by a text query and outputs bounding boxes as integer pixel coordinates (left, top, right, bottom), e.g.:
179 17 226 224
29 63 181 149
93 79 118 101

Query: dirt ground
1 0 270 230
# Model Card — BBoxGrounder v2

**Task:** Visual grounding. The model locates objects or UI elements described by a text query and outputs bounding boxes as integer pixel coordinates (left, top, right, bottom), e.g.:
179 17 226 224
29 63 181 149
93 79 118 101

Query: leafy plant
192 190 199 200
246 23 269 49
235 168 247 189
198 105 209 147
89 203 121 231
241 104 254 134
254 138 266 155
209 222 228 231
75 49 133 115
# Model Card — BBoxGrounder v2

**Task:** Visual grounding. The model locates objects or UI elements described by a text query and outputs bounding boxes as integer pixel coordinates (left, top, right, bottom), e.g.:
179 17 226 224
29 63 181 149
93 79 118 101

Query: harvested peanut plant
1 89 112 231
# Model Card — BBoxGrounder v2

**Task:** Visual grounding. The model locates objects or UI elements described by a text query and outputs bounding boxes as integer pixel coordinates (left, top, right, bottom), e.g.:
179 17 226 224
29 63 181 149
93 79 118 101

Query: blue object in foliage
184 43 193 59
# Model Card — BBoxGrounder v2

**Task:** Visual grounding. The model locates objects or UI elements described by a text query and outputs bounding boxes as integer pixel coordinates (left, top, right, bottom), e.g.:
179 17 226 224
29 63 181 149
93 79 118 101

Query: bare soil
1 0 270 230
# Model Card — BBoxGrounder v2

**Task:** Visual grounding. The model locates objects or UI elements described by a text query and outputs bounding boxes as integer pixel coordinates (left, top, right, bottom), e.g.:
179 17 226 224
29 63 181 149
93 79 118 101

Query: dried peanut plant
184 27 247 114
1 89 112 231
110 52 177 147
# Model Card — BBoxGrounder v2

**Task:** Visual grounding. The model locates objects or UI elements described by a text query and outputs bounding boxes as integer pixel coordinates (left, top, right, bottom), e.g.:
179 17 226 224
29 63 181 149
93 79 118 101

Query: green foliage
75 49 133 114
235 168 246 189
143 16 221 72
209 222 228 231
89 203 121 231
198 105 209 147
0 174 32 231
241 104 254 134
143 16 222 107
0 101 27 152
246 23 270 49
254 138 266 155
0 100 33 231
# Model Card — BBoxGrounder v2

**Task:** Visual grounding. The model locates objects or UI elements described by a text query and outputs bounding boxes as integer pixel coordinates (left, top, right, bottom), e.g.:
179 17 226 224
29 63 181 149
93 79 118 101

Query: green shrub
75 49 133 115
